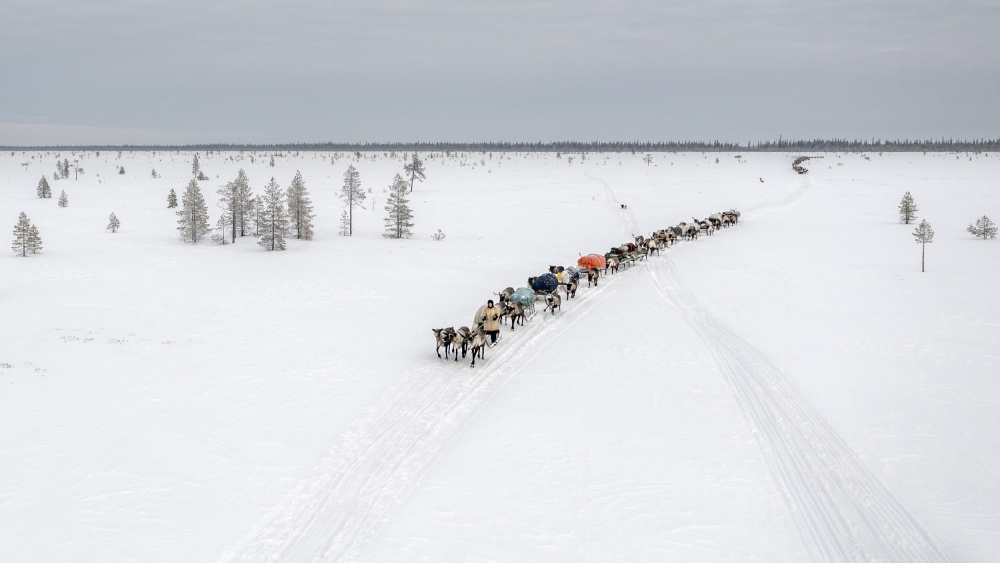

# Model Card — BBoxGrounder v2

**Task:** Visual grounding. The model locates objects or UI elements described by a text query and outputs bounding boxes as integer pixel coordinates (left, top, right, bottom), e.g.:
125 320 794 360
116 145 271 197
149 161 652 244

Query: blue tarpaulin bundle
531 273 559 293
565 267 580 283
509 287 536 305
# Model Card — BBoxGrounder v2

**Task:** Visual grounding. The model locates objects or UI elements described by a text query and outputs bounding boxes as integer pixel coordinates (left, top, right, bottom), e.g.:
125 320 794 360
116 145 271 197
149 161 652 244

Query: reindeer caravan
433 209 740 367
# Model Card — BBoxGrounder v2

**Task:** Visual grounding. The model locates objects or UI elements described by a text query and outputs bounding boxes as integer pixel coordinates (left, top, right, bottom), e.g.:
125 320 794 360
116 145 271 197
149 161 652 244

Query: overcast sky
2 0 997 145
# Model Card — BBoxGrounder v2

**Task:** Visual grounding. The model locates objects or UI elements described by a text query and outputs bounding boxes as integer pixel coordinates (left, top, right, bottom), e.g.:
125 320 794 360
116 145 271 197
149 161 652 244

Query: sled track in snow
221 271 630 563
647 263 951 561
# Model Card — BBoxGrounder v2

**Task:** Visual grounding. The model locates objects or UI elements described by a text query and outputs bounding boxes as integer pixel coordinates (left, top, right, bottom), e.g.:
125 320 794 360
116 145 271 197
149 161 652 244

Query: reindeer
468 328 487 367
548 265 565 275
563 278 578 299
504 302 526 329
495 287 515 304
646 238 663 256
606 255 620 274
544 292 561 315
432 327 456 359
586 268 599 287
451 326 472 359
633 234 646 247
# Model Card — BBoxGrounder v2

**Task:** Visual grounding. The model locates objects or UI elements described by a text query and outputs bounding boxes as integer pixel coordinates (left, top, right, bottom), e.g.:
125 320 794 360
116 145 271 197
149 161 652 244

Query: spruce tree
898 192 918 224
285 170 315 240
967 215 997 240
58 190 68 207
383 173 414 239
176 179 211 244
167 189 178 208
11 212 33 257
257 178 289 251
107 213 120 233
404 153 426 193
339 164 365 236
913 219 934 272
28 224 42 254
37 176 52 198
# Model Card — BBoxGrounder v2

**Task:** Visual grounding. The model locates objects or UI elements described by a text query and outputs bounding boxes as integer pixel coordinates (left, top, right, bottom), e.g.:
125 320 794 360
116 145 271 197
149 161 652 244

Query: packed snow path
648 259 951 563
221 269 636 562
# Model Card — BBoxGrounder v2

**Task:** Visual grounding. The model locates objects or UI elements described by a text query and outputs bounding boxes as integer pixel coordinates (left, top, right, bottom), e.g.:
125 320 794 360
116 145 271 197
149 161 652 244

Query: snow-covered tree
899 192 918 224
152 168 159 178
404 153 426 193
339 164 365 236
233 170 254 237
28 224 41 254
286 170 314 240
383 173 414 239
214 210 233 245
191 153 201 178
58 190 68 207
217 173 241 244
967 215 997 240
913 219 934 272
11 212 42 257
37 176 51 198
257 178 289 251
339 209 351 236
167 189 178 208
176 179 211 244
107 213 120 233
118 166 126 175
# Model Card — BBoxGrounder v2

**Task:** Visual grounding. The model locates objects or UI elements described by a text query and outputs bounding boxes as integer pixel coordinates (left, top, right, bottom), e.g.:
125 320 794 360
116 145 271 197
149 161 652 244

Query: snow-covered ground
1 149 997 562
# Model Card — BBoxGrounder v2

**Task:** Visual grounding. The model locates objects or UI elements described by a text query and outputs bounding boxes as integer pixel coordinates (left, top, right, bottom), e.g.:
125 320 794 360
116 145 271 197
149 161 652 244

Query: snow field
1 150 998 561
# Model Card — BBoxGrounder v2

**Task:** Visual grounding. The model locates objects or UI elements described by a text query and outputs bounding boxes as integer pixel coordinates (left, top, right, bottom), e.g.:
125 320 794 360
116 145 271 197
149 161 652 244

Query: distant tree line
5 138 1000 153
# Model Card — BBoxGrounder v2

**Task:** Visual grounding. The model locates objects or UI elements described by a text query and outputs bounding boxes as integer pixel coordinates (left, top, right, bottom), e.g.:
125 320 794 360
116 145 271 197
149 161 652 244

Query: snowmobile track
221 267 632 563
647 257 951 563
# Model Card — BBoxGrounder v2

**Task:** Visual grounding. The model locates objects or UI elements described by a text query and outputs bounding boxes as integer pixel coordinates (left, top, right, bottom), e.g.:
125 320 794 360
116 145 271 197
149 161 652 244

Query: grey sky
2 0 997 145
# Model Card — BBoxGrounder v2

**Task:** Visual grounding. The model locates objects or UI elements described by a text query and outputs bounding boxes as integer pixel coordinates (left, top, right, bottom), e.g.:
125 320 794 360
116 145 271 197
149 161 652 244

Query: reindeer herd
433 209 741 367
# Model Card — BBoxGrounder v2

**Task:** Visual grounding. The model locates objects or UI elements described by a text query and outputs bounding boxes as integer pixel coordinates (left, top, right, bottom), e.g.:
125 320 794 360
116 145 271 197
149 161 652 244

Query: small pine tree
217 174 240 244
286 170 315 240
339 209 351 236
37 176 52 198
214 210 233 245
966 215 997 240
404 153 426 193
118 166 126 175
167 189 178 208
269 155 275 167
898 192 918 224
28 224 42 254
913 219 934 272
176 179 212 244
152 168 159 178
339 164 365 236
107 213 120 233
192 153 201 178
432 229 445 241
257 178 289 251
11 212 33 257
383 173 414 239
232 169 254 238
58 190 68 207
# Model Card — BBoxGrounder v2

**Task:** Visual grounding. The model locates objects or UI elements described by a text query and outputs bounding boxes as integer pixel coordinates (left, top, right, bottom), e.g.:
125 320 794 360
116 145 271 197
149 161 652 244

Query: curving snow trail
220 267 634 562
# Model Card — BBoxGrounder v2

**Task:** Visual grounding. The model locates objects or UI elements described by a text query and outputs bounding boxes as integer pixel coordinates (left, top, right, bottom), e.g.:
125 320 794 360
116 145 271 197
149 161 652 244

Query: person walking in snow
481 299 502 345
